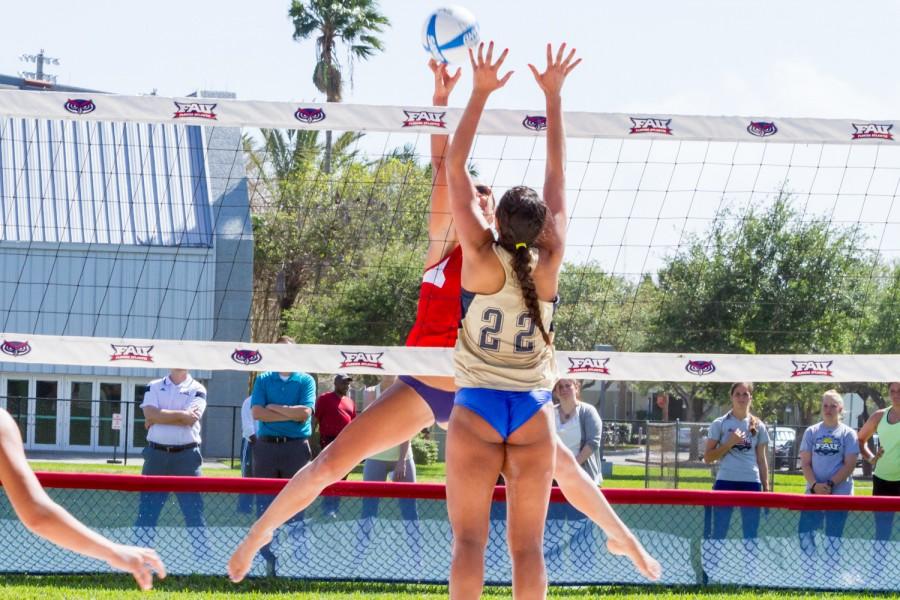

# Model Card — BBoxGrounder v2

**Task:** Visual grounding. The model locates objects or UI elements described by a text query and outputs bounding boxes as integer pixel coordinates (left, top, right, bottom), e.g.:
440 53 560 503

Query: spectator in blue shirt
249 336 316 574
798 390 858 582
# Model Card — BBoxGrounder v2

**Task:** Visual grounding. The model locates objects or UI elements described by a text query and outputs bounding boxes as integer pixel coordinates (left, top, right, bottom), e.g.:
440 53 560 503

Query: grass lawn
0 575 896 599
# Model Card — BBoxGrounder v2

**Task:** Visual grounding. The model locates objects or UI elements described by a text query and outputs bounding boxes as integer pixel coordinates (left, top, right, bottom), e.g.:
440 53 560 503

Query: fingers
527 63 541 81
546 42 552 66
485 40 494 64
449 66 462 85
467 47 476 70
565 58 583 75
494 47 509 69
428 58 439 73
476 42 485 65
555 42 566 64
562 47 577 67
144 550 166 579
132 567 152 591
499 71 514 87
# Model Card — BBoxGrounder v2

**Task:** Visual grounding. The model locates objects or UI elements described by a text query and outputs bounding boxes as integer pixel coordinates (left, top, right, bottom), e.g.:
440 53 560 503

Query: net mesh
2 477 899 590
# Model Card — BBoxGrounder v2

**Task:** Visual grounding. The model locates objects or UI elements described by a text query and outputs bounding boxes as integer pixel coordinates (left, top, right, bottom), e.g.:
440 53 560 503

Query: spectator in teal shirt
248 336 317 575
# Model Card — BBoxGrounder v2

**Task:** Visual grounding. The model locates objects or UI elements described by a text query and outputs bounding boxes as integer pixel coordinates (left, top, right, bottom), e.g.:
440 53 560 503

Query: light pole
19 49 60 84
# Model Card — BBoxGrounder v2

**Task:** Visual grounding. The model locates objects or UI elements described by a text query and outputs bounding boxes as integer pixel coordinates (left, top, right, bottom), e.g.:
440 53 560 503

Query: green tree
289 0 389 171
648 192 877 421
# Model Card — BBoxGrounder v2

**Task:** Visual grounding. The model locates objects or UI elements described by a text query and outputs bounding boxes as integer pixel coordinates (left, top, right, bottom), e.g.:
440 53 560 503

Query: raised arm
447 42 512 254
527 43 581 260
425 59 462 266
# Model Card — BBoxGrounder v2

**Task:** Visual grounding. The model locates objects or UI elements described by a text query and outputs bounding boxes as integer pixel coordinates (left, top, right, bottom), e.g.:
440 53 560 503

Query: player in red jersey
228 60 660 583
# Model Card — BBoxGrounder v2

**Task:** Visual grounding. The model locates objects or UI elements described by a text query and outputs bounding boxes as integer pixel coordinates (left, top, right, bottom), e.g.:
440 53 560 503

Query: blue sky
3 0 900 119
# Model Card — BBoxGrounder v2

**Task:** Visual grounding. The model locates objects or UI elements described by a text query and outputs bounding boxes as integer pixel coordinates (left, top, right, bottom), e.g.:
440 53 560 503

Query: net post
644 420 650 489
771 421 777 492
123 401 130 467
674 418 680 489
230 405 237 470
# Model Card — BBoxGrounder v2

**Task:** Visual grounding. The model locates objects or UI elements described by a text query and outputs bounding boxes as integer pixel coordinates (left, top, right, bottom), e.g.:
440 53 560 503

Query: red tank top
405 245 462 348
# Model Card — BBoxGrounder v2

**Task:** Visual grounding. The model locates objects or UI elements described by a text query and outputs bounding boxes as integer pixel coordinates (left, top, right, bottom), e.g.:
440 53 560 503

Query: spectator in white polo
134 368 208 556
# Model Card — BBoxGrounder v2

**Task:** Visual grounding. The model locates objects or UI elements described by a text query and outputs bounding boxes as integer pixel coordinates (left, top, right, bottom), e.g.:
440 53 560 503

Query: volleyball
421 6 480 64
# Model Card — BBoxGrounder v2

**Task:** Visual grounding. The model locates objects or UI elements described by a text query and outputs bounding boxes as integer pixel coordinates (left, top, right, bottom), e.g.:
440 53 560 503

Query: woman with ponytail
703 382 770 570
444 42 659 599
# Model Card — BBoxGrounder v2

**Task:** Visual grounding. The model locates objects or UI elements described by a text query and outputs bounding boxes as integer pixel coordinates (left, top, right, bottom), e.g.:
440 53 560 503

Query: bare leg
228 379 434 582
552 444 661 580
504 404 555 600
446 405 505 600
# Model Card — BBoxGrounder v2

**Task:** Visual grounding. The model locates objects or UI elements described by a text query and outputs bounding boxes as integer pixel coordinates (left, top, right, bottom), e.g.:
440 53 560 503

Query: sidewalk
25 450 232 470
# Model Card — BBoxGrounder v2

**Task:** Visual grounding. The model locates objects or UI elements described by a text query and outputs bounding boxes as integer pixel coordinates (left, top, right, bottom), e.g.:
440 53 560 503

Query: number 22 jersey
454 244 557 391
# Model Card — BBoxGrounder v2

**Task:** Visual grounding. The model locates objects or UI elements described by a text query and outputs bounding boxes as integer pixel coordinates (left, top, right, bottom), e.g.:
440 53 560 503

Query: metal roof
0 117 213 247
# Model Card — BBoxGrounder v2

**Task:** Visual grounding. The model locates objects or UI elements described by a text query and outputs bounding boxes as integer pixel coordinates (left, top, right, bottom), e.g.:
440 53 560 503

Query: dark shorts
399 375 455 426
252 437 311 479
454 387 553 440
873 475 900 496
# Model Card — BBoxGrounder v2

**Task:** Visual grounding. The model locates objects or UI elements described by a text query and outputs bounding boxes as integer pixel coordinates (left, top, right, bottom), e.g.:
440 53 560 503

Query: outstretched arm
527 43 581 259
426 59 462 264
447 42 512 254
0 410 165 589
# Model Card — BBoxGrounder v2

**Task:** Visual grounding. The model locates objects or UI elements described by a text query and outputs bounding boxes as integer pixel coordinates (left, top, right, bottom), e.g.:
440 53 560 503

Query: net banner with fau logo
0 89 896 145
1 333 898 382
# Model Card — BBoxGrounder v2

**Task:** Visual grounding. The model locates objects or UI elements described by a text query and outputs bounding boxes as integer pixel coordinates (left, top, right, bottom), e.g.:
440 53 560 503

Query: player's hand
429 59 462 105
392 458 408 481
869 447 885 466
528 43 581 97
469 41 513 95
105 544 166 590
726 429 747 449
229 529 274 583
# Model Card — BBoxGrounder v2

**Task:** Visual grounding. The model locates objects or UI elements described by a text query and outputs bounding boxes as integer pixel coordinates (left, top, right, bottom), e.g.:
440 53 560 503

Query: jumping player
228 58 660 584
0 408 165 589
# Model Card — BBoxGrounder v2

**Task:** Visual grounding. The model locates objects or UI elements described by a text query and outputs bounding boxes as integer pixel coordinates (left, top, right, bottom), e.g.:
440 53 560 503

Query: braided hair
495 186 551 344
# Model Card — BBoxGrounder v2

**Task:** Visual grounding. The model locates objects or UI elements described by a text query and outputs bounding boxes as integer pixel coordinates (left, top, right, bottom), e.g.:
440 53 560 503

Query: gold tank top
453 245 557 391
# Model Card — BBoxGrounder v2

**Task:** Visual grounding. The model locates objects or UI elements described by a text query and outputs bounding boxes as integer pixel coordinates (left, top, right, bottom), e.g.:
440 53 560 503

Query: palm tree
289 0 389 172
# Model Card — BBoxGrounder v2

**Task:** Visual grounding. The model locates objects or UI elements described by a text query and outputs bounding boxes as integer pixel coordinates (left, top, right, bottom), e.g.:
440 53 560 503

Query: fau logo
567 357 611 375
747 121 777 137
173 102 218 120
402 110 446 128
523 115 547 131
294 107 326 124
852 123 894 140
685 360 716 376
110 344 154 362
629 117 672 135
0 340 31 357
791 360 834 377
339 351 384 369
64 99 96 115
231 349 262 366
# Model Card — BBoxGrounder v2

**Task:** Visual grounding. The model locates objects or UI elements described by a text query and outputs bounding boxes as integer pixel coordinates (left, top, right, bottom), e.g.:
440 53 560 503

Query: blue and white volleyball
422 6 480 64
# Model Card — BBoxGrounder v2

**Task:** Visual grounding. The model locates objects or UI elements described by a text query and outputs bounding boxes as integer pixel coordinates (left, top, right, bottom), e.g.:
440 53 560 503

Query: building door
97 382 123 450
3 379 29 443
32 379 62 449
128 383 149 453
67 381 94 449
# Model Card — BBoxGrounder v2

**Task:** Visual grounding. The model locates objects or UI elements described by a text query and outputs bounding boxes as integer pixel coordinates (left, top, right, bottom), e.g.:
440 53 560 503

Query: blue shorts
399 375 455 426
454 387 553 440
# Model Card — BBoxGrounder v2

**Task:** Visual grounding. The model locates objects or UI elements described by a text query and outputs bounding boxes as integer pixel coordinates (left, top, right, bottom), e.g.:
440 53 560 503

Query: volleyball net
1 89 899 381
0 473 895 590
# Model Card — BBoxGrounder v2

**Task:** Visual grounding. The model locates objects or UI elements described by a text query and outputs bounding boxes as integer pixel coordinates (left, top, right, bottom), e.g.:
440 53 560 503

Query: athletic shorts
398 375 455 427
873 475 900 496
454 387 552 440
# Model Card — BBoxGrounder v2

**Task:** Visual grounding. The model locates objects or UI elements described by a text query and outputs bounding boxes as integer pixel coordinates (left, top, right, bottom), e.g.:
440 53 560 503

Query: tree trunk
324 129 332 174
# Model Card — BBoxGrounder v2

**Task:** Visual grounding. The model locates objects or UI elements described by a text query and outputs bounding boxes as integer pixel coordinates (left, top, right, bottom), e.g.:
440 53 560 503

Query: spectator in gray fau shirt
703 382 770 545
798 390 858 580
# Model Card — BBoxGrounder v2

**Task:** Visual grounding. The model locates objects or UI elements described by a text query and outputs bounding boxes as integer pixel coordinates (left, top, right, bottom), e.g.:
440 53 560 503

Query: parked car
773 428 798 470
677 424 709 459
